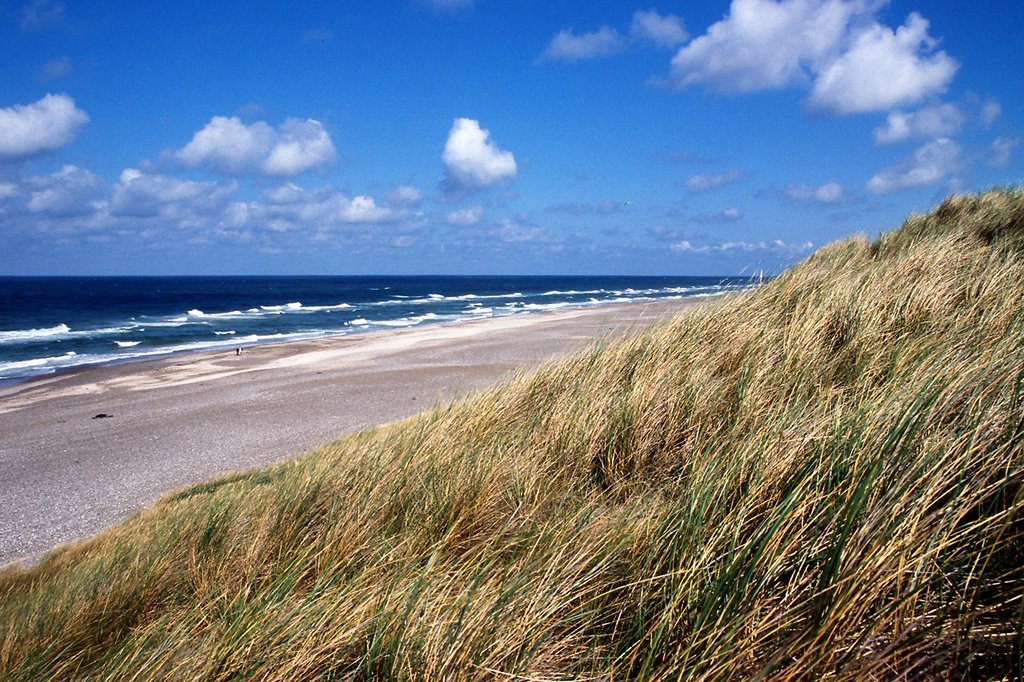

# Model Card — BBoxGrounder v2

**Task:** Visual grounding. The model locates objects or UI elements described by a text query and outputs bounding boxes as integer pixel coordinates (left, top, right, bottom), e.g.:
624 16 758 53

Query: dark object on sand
92 413 113 419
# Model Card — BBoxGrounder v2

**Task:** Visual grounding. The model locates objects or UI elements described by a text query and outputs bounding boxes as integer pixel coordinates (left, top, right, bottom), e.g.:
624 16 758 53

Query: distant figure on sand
235 347 241 356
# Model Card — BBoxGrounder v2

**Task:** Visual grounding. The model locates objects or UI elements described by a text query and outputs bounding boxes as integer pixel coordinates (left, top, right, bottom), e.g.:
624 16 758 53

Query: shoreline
0 295 728 391
0 297 713 567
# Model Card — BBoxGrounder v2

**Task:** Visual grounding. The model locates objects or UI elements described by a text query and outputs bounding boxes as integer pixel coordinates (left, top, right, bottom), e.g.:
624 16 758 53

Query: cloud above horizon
418 0 473 10
385 185 425 208
668 0 958 115
539 10 687 62
37 56 72 82
441 118 517 194
539 26 625 62
691 207 744 224
783 181 850 204
0 93 89 160
174 115 337 176
987 137 1019 170
631 10 688 48
685 170 741 193
672 237 814 255
446 206 484 226
873 103 965 145
866 138 961 194
25 164 105 217
1 161 414 253
111 168 238 220
20 0 66 31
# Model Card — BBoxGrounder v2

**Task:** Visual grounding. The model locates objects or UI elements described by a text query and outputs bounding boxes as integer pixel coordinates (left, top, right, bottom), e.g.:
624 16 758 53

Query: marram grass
3 190 1024 679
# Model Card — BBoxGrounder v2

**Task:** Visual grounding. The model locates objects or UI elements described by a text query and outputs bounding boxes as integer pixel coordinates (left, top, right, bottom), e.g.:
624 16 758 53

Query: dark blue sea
0 275 754 384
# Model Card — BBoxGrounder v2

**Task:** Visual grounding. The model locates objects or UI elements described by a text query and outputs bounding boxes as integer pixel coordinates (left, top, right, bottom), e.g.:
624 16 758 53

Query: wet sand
0 298 709 566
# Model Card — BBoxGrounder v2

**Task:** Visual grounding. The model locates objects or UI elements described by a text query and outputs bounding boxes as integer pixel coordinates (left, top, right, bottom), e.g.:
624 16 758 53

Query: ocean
0 275 755 384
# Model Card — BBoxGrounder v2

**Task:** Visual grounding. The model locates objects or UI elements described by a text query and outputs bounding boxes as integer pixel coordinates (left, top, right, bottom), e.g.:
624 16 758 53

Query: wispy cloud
538 26 625 63
987 137 1019 170
417 0 474 12
539 10 686 63
662 149 714 164
980 99 1002 128
782 181 851 205
866 138 961 194
301 28 333 43
37 56 72 82
546 200 620 215
446 206 484 226
491 219 556 245
385 185 425 208
691 208 743 224
20 0 65 31
873 103 966 145
685 170 741 193
630 10 688 48
672 237 814 255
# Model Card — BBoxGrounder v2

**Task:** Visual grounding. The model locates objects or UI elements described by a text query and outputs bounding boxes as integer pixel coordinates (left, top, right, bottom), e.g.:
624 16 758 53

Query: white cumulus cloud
441 118 517 193
865 138 961 194
175 116 272 174
669 0 858 92
262 119 336 176
175 115 336 176
0 93 89 160
808 13 958 114
340 196 395 223
668 0 957 115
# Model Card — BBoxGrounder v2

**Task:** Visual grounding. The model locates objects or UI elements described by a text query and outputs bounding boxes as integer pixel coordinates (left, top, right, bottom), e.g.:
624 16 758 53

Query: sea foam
0 324 71 344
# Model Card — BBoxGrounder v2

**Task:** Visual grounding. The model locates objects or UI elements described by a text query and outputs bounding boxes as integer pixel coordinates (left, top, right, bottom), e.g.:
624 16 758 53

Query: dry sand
0 298 708 566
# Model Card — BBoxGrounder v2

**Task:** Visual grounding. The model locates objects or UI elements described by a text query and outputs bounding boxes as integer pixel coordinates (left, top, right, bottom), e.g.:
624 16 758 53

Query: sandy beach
0 298 708 566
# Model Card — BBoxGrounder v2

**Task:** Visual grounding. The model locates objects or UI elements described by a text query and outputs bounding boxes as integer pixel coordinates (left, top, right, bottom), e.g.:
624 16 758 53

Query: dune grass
2 190 1024 679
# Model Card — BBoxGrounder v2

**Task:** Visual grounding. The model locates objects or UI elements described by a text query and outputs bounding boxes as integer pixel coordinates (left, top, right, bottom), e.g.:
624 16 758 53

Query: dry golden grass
2 189 1023 679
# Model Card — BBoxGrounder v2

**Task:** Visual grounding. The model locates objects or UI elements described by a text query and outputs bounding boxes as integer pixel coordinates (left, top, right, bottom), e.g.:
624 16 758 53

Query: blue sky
1 0 1020 276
